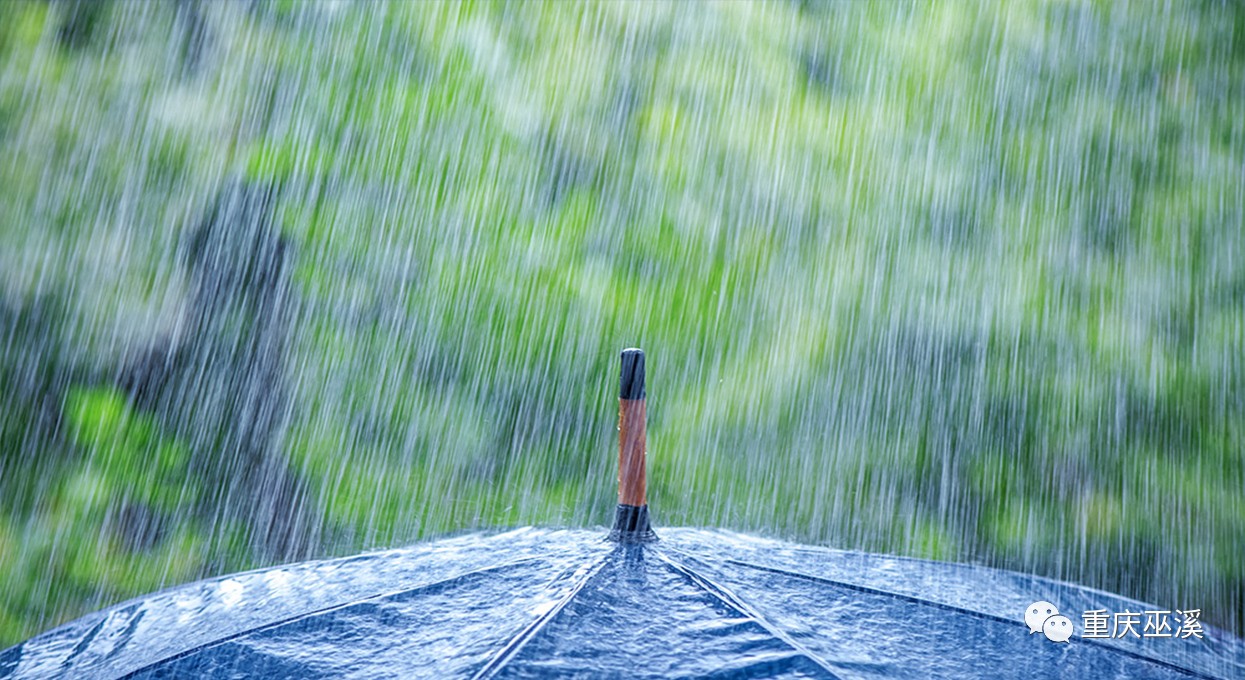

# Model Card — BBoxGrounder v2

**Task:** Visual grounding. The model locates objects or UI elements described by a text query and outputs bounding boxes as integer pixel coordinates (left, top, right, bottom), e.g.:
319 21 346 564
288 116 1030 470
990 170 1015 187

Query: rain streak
0 0 1242 658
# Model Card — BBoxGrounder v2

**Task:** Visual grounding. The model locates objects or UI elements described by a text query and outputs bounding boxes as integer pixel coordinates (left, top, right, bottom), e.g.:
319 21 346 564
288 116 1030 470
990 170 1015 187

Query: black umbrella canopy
2 350 1243 679
2 528 1244 679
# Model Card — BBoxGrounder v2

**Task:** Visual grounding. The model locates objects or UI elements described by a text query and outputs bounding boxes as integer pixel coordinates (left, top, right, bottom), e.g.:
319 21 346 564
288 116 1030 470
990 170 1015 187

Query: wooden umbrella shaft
618 398 646 506
611 348 655 542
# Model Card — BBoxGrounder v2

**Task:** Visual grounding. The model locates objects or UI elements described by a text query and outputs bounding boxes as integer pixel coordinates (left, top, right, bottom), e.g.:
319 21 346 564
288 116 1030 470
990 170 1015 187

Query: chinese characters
1081 609 1204 640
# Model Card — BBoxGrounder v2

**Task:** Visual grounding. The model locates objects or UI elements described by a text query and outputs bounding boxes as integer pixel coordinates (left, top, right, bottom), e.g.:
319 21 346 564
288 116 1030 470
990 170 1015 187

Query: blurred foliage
1 0 1243 645
64 387 199 513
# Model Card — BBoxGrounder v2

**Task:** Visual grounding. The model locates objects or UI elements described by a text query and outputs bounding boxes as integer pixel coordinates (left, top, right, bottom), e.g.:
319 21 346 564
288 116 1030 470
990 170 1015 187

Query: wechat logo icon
1027 601 1073 643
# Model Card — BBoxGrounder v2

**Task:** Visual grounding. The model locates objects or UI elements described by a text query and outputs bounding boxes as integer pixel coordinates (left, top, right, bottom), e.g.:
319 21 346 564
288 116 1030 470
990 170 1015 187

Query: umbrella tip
620 348 644 400
612 347 656 543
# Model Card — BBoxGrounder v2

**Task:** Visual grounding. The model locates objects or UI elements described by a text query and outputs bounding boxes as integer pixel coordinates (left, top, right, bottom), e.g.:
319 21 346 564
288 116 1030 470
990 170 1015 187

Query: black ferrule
609 504 657 543
620 348 645 400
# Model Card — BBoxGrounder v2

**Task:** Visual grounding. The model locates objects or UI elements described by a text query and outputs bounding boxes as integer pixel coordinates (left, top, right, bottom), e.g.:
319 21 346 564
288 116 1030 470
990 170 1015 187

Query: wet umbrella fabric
2 528 1242 679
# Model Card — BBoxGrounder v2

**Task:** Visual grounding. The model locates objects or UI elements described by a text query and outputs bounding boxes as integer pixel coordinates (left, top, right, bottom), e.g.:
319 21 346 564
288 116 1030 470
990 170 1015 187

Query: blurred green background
1 0 1242 644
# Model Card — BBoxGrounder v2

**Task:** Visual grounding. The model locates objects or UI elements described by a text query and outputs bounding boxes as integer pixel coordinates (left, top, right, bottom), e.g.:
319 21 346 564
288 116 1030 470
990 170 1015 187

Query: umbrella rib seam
655 551 847 680
702 536 1194 609
111 557 547 680
470 553 610 680
712 555 1223 680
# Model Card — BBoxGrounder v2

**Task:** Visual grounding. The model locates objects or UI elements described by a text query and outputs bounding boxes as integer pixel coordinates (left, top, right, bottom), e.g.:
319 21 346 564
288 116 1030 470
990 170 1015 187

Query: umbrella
3 350 1243 679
